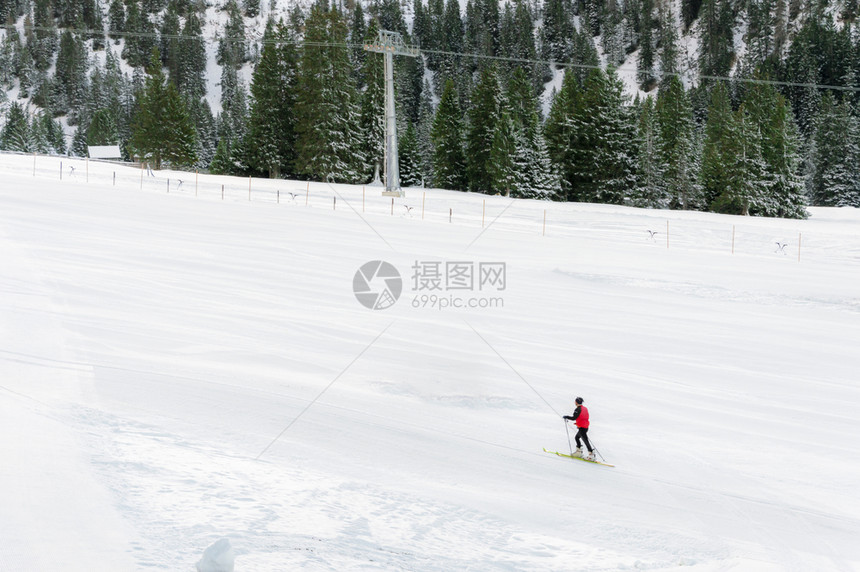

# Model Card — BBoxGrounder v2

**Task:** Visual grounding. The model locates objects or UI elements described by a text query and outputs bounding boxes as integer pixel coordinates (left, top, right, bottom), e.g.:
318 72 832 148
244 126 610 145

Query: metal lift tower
363 30 421 197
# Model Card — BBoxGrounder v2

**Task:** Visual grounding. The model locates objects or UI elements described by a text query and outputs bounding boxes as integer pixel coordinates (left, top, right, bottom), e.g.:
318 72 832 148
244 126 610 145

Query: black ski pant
575 427 592 452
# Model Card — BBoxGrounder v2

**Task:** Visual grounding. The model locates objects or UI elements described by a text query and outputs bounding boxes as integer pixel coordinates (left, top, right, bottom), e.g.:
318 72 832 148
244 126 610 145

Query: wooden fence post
798 232 802 263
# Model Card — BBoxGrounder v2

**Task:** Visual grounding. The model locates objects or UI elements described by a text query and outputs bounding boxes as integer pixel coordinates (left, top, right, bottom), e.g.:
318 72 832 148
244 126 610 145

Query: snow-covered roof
88 145 122 159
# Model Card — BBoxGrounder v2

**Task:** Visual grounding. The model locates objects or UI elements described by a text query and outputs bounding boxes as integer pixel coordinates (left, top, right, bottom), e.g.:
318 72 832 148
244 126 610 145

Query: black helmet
575 397 583 405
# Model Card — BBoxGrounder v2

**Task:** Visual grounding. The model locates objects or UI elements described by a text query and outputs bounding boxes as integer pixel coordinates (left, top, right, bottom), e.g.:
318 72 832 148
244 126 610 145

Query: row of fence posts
33 155 804 261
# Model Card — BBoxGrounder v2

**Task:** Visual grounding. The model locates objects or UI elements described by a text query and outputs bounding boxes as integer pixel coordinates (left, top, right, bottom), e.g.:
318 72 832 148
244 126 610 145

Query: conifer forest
2 0 860 215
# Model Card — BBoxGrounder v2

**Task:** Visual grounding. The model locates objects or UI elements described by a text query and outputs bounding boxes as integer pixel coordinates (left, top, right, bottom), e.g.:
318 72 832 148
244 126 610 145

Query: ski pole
589 440 606 462
564 419 573 456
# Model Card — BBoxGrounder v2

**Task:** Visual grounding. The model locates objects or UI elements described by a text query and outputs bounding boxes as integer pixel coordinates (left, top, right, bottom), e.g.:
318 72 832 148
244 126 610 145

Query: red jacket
572 405 589 428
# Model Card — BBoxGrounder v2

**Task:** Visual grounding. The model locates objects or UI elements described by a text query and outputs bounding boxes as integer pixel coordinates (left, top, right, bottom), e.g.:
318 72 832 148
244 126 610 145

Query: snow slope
1 153 860 571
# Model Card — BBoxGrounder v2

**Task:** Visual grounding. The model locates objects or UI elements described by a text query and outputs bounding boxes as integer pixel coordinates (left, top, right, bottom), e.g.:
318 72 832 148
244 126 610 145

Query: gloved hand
563 415 573 421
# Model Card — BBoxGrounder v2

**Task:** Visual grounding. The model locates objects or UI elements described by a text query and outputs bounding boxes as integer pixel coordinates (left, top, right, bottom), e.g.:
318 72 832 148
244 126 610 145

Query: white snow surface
1 152 860 571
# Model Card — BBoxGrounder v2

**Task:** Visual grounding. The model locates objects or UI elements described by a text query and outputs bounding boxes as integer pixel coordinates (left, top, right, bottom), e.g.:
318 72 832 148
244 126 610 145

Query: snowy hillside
2 153 859 570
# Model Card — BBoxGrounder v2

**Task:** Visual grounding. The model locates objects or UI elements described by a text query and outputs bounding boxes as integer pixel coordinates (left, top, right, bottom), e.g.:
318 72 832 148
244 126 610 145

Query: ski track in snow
2 155 860 570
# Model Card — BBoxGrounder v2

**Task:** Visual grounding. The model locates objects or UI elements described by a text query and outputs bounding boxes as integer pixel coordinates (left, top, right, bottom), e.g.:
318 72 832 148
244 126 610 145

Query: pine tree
190 98 217 169
160 4 181 82
431 78 467 190
293 5 364 182
700 82 734 208
245 18 300 178
682 0 702 30
636 96 668 207
31 0 57 71
637 0 657 90
416 79 436 186
656 75 700 209
807 92 860 207
32 111 66 154
698 0 735 79
130 49 197 169
586 68 640 204
742 78 808 217
178 13 206 101
0 102 32 151
541 0 573 62
658 5 680 82
544 69 583 200
87 108 119 145
488 110 519 194
529 130 562 199
108 0 125 41
359 18 385 182
53 30 88 122
466 65 502 193
551 67 639 204
245 0 260 17
349 1 366 86
601 0 625 66
399 122 423 187
218 0 247 67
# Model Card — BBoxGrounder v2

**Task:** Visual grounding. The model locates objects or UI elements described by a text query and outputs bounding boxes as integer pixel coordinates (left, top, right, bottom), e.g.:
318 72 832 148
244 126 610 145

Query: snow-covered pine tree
544 69 582 200
31 0 57 71
0 102 32 151
540 0 573 63
656 75 700 209
488 110 519 195
293 4 364 183
349 1 366 87
578 67 639 204
190 98 217 169
53 30 88 123
741 77 808 217
130 49 197 169
466 64 502 193
108 0 125 41
700 82 733 208
806 92 860 207
416 79 435 187
431 78 467 190
637 0 657 90
635 96 668 207
530 129 562 199
359 18 385 183
87 108 118 145
160 5 181 83
178 12 206 101
399 122 423 187
245 18 299 178
697 0 735 79
601 0 625 67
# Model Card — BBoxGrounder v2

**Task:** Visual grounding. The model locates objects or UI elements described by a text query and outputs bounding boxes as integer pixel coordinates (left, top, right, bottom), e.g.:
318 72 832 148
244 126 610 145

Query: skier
563 397 594 460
